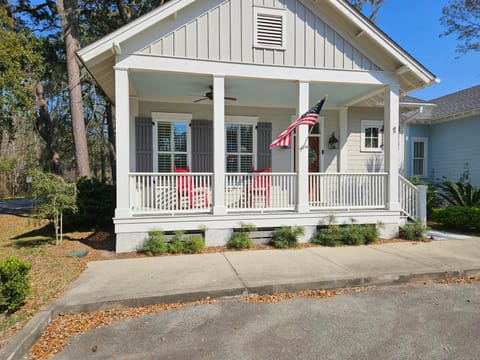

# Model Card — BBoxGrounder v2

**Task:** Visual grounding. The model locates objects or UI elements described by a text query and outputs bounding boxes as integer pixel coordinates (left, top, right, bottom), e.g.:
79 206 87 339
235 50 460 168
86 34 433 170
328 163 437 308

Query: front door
308 136 320 172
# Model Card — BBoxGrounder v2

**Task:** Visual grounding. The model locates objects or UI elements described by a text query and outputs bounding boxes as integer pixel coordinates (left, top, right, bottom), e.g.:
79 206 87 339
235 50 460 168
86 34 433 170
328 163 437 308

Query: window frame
360 120 383 153
253 6 287 50
151 112 192 172
411 137 428 178
225 116 258 173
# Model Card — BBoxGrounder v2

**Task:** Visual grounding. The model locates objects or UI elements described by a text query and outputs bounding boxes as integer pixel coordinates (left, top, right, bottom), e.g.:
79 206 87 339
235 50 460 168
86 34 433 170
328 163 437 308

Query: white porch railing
399 175 420 220
225 173 296 212
309 173 388 209
129 173 213 215
129 172 391 215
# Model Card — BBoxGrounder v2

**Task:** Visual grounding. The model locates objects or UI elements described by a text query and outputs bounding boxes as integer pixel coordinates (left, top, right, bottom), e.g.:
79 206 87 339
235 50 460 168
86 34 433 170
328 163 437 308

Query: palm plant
436 169 480 207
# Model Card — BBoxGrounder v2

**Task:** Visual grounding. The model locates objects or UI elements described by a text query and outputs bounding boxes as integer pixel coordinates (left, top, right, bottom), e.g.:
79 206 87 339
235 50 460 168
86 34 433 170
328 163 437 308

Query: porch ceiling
130 71 380 108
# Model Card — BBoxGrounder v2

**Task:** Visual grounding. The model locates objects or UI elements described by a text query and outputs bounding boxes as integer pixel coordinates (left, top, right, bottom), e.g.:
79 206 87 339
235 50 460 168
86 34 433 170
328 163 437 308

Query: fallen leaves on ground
243 286 373 303
436 276 480 285
28 299 217 360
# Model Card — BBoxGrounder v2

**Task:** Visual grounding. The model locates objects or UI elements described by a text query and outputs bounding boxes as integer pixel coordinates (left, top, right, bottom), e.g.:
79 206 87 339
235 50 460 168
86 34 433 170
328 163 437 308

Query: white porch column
384 85 401 210
338 106 348 172
212 75 226 215
114 68 130 218
296 81 310 213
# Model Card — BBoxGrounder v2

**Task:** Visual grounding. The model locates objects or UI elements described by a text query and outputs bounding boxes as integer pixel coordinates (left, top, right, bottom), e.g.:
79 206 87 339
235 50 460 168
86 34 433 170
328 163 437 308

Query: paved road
0 198 36 215
54 282 480 359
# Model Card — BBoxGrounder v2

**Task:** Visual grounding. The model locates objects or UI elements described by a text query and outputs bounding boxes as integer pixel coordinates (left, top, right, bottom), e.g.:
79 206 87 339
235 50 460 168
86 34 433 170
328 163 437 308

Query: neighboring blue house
402 85 480 187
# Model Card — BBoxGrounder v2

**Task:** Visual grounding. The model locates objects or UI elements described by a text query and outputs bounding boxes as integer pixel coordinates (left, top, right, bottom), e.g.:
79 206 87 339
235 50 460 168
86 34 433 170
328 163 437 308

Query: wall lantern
328 132 339 149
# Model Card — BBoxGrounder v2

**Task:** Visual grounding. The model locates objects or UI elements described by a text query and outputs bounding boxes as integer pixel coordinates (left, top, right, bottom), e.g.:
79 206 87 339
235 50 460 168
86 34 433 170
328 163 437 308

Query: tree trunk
56 0 91 178
35 83 63 175
106 100 116 184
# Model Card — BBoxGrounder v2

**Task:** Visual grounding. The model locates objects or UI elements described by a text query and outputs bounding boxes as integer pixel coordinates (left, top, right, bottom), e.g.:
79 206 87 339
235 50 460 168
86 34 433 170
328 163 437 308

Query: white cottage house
77 0 437 252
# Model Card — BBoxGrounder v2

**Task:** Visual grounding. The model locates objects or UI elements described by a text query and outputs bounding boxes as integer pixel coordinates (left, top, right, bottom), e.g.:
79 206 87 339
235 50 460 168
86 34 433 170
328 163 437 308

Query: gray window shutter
257 122 272 170
135 117 153 172
191 120 213 172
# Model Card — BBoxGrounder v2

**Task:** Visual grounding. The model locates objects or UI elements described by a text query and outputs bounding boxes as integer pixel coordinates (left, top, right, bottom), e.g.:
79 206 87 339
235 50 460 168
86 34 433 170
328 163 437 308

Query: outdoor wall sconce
328 132 339 149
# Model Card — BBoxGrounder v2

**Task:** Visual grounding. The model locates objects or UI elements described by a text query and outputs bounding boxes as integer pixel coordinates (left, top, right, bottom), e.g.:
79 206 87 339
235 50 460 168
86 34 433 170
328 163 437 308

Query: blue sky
375 0 480 100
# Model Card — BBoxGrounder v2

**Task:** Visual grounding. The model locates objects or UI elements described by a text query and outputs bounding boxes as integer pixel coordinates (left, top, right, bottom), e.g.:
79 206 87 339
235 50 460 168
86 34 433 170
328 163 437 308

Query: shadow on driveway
0 198 37 215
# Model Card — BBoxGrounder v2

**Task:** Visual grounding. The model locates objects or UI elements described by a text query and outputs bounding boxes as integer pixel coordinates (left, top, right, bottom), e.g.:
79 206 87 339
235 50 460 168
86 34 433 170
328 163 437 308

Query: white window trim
151 112 192 172
361 120 383 153
253 6 287 50
225 116 258 171
411 137 428 178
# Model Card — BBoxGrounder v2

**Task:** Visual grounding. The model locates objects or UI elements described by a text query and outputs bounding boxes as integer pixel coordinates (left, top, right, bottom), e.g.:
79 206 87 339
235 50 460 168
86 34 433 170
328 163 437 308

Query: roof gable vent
254 7 286 50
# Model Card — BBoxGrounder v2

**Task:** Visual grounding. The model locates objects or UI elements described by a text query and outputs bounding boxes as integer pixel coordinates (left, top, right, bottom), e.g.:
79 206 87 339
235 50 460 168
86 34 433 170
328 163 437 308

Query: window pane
158 154 171 172
311 123 320 135
371 127 379 138
174 154 187 169
173 122 187 152
372 138 378 148
240 155 253 172
414 142 424 158
365 138 372 148
226 125 238 152
226 155 238 172
413 159 423 176
158 122 171 152
240 125 253 153
365 127 372 137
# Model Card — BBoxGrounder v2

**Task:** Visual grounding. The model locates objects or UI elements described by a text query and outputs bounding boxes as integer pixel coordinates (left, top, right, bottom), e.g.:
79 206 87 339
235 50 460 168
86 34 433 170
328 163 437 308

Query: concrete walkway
3 238 480 360
56 237 480 313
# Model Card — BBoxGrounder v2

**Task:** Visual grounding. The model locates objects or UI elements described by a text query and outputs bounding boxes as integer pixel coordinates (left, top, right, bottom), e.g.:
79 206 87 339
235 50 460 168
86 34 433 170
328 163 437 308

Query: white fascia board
77 0 194 63
116 54 398 86
329 0 437 86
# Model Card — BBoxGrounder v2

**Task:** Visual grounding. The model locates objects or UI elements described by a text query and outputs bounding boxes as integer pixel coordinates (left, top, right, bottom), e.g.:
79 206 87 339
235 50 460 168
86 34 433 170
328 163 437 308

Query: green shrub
399 220 428 241
184 235 205 253
312 225 342 246
74 177 115 226
168 231 186 254
0 257 32 313
432 206 480 231
312 222 380 247
271 226 304 248
363 224 380 244
143 230 168 255
227 223 256 249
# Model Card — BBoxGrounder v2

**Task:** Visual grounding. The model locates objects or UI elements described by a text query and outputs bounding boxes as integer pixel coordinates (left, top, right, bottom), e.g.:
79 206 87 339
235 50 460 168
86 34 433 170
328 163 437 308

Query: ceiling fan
193 85 237 103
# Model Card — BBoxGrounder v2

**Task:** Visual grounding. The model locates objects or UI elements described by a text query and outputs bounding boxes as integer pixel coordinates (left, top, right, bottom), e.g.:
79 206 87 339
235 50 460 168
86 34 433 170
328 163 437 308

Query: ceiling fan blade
224 96 237 101
193 97 208 103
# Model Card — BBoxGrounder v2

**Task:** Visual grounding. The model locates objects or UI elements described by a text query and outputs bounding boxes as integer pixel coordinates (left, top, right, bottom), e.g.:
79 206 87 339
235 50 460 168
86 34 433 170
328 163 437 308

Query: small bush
143 230 168 255
432 206 480 231
0 257 32 313
399 220 428 241
271 226 304 248
363 224 380 244
168 231 186 254
228 223 256 249
312 225 342 246
74 177 115 226
312 222 380 247
184 235 205 253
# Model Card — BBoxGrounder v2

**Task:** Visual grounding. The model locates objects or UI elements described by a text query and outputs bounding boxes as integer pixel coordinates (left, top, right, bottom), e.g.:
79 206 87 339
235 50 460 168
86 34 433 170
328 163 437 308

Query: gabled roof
77 0 438 102
430 85 480 120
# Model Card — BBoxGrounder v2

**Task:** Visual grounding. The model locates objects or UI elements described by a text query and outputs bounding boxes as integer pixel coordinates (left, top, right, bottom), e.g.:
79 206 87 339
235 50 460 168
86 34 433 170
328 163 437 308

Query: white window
152 113 192 172
361 120 383 152
254 7 286 50
412 137 428 177
226 116 257 172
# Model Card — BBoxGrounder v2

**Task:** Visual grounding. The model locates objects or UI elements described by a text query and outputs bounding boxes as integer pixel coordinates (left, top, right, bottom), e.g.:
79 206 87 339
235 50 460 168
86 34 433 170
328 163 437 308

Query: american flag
269 96 327 149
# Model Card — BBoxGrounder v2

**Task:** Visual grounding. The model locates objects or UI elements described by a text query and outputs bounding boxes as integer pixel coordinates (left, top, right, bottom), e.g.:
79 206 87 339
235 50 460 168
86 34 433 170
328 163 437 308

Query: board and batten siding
139 0 379 72
346 107 384 173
